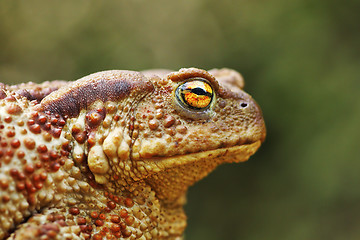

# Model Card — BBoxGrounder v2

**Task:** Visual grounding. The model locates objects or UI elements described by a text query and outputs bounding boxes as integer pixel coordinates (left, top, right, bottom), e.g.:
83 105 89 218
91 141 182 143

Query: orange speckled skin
0 68 265 240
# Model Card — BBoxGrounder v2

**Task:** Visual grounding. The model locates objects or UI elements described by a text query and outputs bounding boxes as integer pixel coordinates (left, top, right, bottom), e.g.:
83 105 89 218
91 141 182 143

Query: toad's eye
175 79 214 110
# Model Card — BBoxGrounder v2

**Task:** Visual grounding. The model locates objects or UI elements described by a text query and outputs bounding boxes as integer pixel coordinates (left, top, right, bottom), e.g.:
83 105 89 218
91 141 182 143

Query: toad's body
0 68 265 239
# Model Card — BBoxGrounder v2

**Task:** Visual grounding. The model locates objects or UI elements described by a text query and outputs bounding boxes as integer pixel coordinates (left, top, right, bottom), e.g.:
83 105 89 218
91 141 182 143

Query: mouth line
142 140 262 172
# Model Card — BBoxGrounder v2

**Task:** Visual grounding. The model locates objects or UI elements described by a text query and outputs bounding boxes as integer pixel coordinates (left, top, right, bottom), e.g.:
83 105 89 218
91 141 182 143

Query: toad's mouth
141 140 262 205
144 140 262 170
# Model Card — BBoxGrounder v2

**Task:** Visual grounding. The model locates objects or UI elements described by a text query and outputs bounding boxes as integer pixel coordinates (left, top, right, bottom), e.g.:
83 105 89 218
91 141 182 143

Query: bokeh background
1 0 359 239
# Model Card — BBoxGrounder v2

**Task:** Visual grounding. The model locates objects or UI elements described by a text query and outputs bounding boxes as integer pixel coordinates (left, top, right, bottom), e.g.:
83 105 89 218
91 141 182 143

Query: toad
0 68 265 239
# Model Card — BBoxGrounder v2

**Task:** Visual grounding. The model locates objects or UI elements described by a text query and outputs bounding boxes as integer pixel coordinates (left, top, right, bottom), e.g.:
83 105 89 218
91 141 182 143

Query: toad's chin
142 140 262 204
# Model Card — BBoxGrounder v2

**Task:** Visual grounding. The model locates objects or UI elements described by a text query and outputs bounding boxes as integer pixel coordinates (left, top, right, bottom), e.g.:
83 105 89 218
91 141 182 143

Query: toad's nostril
240 102 248 108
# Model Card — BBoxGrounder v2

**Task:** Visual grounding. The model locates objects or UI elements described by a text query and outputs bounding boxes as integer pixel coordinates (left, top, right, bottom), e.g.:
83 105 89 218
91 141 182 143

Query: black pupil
189 87 211 97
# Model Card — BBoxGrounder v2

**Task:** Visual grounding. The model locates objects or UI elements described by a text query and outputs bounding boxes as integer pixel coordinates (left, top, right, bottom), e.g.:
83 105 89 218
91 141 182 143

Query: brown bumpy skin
0 68 266 240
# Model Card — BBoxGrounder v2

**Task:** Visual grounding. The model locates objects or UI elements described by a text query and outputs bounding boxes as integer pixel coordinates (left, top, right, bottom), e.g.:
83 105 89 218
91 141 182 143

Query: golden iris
176 80 213 110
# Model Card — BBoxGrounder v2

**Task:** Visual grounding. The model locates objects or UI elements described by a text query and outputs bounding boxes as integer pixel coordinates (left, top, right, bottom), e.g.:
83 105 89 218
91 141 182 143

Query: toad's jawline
141 141 262 170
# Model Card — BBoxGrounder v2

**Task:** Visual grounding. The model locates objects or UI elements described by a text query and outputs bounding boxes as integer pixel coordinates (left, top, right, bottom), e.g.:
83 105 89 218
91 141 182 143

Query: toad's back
0 68 265 240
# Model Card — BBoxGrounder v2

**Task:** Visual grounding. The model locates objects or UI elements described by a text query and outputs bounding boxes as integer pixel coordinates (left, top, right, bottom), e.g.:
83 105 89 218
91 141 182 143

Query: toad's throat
142 141 262 204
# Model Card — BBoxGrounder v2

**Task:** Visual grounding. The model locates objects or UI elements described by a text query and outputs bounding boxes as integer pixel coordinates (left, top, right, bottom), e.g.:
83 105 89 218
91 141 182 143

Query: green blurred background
1 0 359 239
